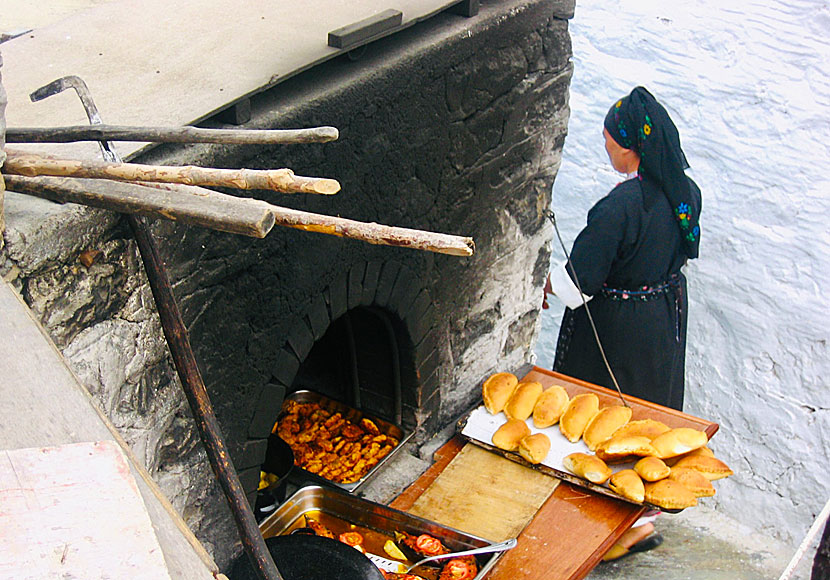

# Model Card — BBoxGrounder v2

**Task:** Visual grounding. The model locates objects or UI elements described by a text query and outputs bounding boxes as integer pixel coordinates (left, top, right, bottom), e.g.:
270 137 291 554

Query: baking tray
277 390 413 493
259 485 502 580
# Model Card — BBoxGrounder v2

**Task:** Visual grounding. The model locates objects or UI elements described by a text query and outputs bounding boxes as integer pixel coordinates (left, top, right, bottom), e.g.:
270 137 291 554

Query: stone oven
1 0 573 567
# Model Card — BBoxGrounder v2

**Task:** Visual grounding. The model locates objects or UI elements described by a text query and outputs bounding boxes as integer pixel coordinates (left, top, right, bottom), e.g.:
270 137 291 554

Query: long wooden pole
5 175 475 256
5 124 339 145
4 148 340 195
4 175 276 238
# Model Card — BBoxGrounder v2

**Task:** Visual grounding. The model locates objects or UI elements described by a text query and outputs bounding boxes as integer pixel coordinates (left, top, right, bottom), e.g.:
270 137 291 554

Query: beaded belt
600 274 681 302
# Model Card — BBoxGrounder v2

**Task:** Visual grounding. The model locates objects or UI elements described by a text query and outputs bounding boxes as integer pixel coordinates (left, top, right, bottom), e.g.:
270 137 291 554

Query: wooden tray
458 367 719 512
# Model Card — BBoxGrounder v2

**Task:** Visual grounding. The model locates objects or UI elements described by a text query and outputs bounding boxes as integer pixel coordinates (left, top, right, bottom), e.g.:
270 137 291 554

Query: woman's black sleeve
566 192 629 296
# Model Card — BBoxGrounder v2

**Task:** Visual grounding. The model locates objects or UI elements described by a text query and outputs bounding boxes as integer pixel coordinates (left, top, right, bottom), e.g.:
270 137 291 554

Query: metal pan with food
274 390 413 492
259 485 507 580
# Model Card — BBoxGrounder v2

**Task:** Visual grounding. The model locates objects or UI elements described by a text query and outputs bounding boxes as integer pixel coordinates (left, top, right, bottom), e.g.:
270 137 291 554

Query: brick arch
237 259 441 502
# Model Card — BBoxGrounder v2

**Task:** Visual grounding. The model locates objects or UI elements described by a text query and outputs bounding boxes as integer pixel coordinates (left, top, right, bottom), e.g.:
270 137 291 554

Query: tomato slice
338 531 364 546
414 534 445 556
442 559 473 579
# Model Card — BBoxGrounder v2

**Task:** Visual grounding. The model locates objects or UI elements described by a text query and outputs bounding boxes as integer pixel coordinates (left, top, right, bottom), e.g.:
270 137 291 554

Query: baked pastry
583 405 633 451
559 393 600 443
595 435 658 463
611 418 671 441
608 469 646 503
671 454 733 480
504 381 544 422
532 385 570 428
664 445 715 466
669 467 716 497
644 479 698 510
563 452 612 484
634 456 671 482
491 419 531 452
518 433 551 464
482 372 519 414
651 428 709 459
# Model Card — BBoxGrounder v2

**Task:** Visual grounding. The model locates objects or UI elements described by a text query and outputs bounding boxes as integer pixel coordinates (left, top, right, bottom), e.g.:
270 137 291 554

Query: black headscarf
604 86 701 259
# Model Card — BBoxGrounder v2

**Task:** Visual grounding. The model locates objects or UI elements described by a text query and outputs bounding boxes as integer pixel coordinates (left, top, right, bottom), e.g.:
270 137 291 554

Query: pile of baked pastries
482 372 733 510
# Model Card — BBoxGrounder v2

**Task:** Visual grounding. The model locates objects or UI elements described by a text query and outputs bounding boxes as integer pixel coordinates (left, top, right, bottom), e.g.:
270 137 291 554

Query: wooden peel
3 148 340 195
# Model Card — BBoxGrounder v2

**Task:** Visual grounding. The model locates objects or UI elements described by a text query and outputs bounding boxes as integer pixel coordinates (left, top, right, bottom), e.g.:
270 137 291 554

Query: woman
546 86 701 411
544 86 702 559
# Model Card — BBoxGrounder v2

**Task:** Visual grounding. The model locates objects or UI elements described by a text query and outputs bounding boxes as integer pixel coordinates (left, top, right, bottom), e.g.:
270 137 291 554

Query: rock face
1 0 574 568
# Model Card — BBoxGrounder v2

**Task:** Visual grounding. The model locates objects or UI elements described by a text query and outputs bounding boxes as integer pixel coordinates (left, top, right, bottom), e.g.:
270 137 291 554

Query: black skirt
553 273 688 411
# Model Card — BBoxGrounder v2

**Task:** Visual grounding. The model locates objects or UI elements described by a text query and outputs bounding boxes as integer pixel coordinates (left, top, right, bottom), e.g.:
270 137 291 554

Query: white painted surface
534 0 830 548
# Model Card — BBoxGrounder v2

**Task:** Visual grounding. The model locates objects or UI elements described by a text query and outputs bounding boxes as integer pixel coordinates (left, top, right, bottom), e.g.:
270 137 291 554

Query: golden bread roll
504 381 544 421
559 393 600 443
583 405 633 451
634 456 671 482
651 427 709 459
532 385 570 428
518 433 551 464
664 445 715 466
563 452 612 484
644 479 698 510
595 435 658 463
491 419 531 452
482 372 519 414
669 467 716 497
611 418 671 441
608 469 646 503
671 454 733 481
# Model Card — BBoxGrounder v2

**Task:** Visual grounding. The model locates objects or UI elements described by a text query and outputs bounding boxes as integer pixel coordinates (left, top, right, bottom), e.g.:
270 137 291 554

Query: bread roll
633 456 671 482
518 433 551 464
595 435 658 463
504 381 544 421
563 452 612 484
664 445 715 466
671 454 733 481
491 419 531 452
608 469 646 503
583 405 633 451
668 467 716 497
482 372 519 414
611 419 671 441
532 385 570 428
559 393 600 443
644 479 698 510
651 428 709 459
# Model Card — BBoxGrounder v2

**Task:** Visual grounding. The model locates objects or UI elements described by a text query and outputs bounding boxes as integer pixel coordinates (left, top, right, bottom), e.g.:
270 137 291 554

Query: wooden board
0 441 171 580
407 443 559 542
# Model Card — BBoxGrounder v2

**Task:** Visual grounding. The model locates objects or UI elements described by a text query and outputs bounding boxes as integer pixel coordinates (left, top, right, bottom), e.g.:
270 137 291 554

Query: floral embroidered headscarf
604 86 701 259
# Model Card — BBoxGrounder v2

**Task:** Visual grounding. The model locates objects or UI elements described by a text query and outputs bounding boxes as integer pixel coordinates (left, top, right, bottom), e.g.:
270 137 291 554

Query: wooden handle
3 148 340 195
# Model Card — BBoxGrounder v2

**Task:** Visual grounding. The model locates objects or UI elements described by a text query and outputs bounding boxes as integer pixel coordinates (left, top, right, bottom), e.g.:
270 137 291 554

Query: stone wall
1 0 574 568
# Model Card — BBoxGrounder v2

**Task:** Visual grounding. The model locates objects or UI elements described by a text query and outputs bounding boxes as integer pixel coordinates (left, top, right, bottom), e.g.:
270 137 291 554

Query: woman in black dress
544 86 702 559
546 86 701 411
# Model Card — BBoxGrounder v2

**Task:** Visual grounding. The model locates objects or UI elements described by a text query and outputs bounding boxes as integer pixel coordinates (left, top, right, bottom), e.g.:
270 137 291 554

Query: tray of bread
458 367 733 512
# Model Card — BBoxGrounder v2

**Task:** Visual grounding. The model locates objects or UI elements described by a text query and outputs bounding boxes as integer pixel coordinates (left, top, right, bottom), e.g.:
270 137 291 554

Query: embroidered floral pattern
674 202 699 241
601 275 681 302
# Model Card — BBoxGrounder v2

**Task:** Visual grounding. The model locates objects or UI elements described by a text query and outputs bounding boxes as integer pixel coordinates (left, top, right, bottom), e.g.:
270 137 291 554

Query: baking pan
277 390 413 493
259 485 502 580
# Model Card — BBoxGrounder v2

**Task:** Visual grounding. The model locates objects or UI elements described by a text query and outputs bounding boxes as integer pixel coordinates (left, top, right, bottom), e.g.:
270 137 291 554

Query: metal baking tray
259 485 502 579
457 406 682 513
277 390 413 493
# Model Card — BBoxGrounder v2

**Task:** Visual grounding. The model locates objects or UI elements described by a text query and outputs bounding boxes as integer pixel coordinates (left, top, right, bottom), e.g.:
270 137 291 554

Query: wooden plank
407 444 559 542
0 441 172 580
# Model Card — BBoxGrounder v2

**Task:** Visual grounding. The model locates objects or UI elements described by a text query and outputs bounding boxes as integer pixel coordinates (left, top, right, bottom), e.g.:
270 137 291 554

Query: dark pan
228 534 385 580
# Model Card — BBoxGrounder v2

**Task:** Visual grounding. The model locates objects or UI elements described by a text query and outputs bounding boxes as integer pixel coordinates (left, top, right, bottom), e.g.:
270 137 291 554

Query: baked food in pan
671 454 733 480
595 435 658 463
669 467 716 497
651 427 709 459
611 418 671 441
532 385 570 429
583 405 633 451
482 372 519 414
608 469 646 503
504 381 544 421
634 456 671 482
559 393 600 443
563 452 612 485
491 419 531 451
644 479 698 509
518 433 551 464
